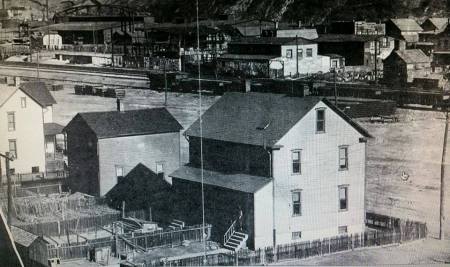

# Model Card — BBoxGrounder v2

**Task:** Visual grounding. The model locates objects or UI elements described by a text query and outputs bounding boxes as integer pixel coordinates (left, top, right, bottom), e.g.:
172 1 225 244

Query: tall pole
296 35 299 77
164 58 167 106
440 108 448 240
5 152 12 226
374 38 378 85
334 70 338 106
0 157 2 188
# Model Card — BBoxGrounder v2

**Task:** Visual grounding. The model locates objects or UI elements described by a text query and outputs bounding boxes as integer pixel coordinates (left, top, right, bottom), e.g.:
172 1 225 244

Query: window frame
292 190 302 216
8 139 17 159
306 48 313 57
316 108 326 133
297 48 303 59
292 231 302 240
115 165 124 178
338 226 348 234
156 161 165 176
291 149 302 175
20 97 27 108
7 112 15 131
286 49 293 58
338 185 349 212
339 145 349 170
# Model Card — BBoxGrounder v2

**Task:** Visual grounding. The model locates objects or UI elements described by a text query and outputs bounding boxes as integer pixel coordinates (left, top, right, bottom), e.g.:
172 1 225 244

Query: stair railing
224 220 236 245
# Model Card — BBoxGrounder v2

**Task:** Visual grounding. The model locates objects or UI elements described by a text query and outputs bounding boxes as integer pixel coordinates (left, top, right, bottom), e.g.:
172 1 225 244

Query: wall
43 34 62 50
98 131 181 196
253 181 274 248
0 88 46 175
318 42 365 66
42 105 53 124
189 137 270 178
65 116 100 196
271 101 366 245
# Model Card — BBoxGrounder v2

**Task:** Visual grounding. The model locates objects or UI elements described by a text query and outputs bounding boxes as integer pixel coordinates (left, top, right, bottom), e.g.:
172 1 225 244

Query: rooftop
390 18 423 32
33 22 121 32
44 122 65 136
185 92 371 148
218 53 278 61
170 165 272 193
314 34 380 43
10 226 40 247
230 37 315 46
423 18 448 33
65 108 183 139
20 81 57 107
394 49 431 64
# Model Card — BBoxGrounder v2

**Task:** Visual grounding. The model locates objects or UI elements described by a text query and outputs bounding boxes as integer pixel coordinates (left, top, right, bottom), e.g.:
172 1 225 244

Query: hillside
14 0 450 23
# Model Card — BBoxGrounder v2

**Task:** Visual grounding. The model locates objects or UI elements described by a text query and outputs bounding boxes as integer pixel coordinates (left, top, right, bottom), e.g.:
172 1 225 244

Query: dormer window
316 108 325 133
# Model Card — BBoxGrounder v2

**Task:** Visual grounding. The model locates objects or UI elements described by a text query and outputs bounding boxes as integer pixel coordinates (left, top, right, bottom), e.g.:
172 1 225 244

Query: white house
43 33 62 50
0 80 63 180
170 92 372 250
270 41 331 77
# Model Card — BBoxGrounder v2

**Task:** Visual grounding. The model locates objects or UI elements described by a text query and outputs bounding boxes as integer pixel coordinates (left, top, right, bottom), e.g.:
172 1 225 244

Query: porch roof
44 122 65 136
170 165 271 193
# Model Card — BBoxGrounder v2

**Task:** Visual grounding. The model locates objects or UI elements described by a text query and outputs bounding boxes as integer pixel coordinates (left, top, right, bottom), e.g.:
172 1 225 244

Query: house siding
0 89 46 176
98 131 181 196
253 181 274 248
271 101 366 245
278 44 330 76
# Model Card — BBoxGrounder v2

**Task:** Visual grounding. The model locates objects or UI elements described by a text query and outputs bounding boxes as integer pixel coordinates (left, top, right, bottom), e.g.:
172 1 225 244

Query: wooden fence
47 239 115 260
157 222 427 267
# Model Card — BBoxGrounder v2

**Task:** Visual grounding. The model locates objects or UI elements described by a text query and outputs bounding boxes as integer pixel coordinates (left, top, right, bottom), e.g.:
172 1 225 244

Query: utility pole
334 69 338 106
374 38 378 85
164 57 168 106
440 108 448 240
0 152 14 226
295 35 299 77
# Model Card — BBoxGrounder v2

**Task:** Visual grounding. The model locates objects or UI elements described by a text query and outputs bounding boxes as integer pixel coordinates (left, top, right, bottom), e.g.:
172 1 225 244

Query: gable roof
394 49 431 64
0 85 17 107
66 108 183 139
10 226 39 247
390 19 422 32
185 93 371 148
424 18 448 33
19 82 56 107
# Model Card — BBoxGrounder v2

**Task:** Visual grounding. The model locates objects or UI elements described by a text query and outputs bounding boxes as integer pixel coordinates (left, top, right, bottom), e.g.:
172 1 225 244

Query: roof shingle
390 19 423 32
394 49 431 64
20 82 56 107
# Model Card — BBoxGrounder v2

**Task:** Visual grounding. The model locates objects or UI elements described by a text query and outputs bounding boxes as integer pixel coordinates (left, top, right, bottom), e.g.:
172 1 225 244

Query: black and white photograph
0 0 449 266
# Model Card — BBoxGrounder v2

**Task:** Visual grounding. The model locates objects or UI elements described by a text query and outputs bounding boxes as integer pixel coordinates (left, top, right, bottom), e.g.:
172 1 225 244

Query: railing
223 220 236 246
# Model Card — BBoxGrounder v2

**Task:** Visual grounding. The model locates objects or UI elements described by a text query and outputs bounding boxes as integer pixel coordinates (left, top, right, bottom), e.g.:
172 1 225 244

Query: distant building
42 33 62 50
218 37 330 78
317 21 385 35
11 226 48 267
275 28 318 39
171 92 371 250
418 18 448 56
315 34 394 70
386 18 423 47
0 80 63 180
64 108 183 196
383 49 432 86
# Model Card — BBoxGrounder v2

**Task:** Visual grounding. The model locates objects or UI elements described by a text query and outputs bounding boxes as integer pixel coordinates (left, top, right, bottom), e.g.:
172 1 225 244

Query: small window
297 48 303 59
292 231 302 240
286 49 292 58
338 226 348 234
339 186 348 211
339 146 349 170
21 97 26 108
156 161 165 176
7 112 15 131
115 166 124 178
306 48 313 57
292 191 302 216
316 109 325 133
9 139 17 159
292 150 301 174
31 166 39 173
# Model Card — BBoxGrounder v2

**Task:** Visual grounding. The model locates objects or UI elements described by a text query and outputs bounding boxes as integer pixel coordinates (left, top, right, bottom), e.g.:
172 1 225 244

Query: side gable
63 113 98 139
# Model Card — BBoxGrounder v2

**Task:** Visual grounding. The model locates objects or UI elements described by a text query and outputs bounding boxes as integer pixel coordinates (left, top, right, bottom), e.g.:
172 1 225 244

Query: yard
51 85 450 240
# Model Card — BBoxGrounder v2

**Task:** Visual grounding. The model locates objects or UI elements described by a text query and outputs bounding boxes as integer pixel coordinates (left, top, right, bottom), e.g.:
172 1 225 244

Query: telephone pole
440 108 448 240
0 152 14 226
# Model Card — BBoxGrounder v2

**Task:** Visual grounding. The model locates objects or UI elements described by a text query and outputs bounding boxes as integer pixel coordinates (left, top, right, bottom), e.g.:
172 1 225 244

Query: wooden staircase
223 220 248 251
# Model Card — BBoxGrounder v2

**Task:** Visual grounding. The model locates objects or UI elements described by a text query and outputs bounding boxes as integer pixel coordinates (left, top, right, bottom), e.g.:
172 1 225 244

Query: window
286 49 293 58
292 191 302 216
331 59 338 68
292 150 301 174
9 140 17 159
316 109 325 133
297 48 303 59
7 112 15 131
339 146 349 170
156 161 165 176
115 166 124 178
338 226 348 234
306 48 313 57
31 166 39 173
292 231 302 240
339 186 348 211
21 97 26 108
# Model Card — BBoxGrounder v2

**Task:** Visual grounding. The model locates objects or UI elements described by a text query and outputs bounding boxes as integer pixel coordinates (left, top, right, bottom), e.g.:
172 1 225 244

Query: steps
224 231 248 251
168 219 185 230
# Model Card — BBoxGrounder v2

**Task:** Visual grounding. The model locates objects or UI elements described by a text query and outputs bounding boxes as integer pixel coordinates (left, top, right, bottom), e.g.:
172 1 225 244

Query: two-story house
63 108 183 197
170 92 371 250
0 80 62 181
218 37 330 78
386 18 423 48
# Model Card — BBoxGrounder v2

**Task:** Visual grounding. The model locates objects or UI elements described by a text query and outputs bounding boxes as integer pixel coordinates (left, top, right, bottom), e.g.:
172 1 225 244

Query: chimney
275 21 279 29
14 76 20 86
298 20 302 28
